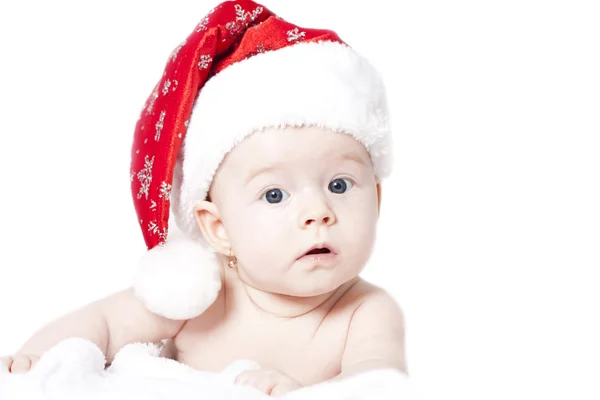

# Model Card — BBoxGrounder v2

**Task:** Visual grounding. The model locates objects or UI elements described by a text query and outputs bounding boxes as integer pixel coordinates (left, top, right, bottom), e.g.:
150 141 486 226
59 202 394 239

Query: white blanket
0 338 419 400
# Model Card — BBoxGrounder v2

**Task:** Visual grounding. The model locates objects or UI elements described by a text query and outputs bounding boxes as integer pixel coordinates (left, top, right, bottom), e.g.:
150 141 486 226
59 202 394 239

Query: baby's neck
223 266 358 319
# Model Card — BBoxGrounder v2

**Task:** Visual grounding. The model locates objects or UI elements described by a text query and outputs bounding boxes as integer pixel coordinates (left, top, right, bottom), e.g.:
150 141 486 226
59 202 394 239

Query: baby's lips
296 242 338 260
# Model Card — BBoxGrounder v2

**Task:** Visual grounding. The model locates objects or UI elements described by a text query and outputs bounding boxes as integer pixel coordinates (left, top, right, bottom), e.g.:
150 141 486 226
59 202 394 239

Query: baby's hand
0 354 40 373
235 368 303 396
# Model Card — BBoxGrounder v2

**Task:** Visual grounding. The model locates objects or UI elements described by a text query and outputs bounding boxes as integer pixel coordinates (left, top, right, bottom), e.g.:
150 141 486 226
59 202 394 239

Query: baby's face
207 126 381 297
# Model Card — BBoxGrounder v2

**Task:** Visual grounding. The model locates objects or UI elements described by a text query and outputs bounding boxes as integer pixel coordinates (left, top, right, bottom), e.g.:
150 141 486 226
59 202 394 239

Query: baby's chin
272 274 356 298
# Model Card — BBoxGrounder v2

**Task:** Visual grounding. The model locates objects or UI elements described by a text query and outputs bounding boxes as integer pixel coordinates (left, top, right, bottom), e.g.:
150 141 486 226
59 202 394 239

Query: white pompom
133 234 222 320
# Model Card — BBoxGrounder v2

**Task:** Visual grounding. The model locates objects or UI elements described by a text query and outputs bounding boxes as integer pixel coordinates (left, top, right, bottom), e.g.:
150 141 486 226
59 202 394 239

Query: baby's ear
194 200 230 255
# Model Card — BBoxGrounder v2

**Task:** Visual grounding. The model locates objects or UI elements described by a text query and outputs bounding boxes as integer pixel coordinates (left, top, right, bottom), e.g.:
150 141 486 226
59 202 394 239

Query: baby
1 1 407 396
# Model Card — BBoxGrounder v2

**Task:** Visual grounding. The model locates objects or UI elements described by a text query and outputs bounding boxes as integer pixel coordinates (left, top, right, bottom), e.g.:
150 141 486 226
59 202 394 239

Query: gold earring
228 248 237 269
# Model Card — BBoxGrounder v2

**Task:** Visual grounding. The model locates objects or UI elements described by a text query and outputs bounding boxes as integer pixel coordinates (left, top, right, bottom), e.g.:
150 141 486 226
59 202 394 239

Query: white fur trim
133 232 222 320
172 40 392 238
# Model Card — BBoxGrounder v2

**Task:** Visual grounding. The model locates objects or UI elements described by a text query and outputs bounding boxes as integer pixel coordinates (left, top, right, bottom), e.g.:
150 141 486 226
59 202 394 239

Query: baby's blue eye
329 178 353 194
262 188 290 204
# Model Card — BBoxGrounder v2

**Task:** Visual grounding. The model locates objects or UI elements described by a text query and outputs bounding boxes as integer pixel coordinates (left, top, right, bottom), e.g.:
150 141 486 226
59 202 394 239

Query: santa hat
130 0 393 320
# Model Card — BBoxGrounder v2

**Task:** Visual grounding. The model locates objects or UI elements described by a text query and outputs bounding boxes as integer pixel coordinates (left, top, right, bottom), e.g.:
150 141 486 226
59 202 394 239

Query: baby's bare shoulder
339 279 405 337
338 278 402 311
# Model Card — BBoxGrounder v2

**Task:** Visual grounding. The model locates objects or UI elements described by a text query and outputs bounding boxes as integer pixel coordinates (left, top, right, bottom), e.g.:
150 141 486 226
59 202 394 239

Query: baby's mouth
296 243 338 262
305 248 331 256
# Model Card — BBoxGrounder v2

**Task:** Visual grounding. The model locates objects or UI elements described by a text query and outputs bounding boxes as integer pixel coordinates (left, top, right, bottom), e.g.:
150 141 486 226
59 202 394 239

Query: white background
0 1 599 399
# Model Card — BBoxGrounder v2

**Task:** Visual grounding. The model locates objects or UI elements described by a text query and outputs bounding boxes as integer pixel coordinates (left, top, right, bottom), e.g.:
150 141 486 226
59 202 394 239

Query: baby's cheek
341 207 378 262
231 210 287 262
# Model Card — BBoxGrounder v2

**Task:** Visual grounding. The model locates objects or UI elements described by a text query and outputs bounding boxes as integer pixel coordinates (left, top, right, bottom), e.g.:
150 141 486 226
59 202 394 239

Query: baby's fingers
5 355 39 373
10 355 31 373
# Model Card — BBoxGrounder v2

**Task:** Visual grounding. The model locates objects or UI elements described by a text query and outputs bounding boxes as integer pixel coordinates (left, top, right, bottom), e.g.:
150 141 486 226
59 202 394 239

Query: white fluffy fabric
133 230 222 320
0 338 419 400
172 40 393 239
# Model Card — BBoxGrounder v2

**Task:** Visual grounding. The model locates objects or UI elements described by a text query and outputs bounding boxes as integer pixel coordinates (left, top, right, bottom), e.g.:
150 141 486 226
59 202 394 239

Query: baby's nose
305 215 332 226
300 206 336 228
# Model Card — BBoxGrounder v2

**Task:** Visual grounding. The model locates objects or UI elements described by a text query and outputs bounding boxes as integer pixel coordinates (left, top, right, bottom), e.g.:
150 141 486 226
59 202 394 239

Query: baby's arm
337 290 407 379
3 288 185 372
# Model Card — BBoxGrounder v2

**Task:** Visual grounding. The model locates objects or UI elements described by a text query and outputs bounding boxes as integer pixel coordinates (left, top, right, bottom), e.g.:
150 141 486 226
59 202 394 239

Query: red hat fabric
130 0 392 319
